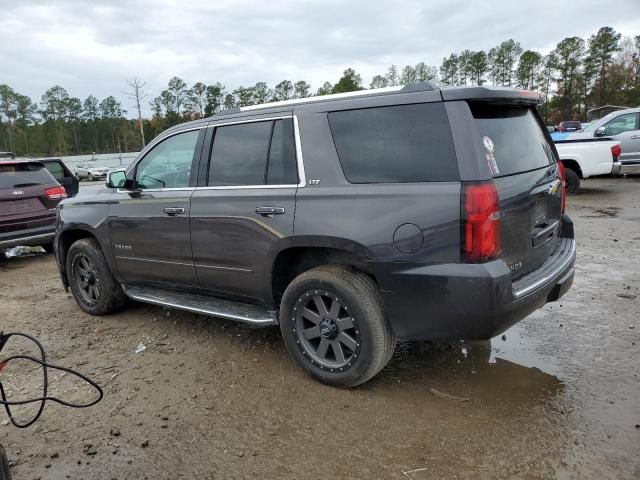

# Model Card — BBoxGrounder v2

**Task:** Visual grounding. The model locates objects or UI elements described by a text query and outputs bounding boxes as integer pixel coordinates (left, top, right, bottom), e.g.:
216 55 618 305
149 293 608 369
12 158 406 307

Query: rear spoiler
440 86 544 105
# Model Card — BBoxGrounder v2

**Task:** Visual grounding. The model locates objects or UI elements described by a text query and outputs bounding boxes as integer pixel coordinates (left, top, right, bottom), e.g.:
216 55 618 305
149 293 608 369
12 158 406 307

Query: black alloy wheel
73 254 101 306
294 290 360 371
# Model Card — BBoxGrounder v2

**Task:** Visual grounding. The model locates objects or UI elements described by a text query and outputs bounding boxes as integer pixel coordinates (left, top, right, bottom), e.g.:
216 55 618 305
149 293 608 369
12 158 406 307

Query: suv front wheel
66 238 127 315
279 265 396 388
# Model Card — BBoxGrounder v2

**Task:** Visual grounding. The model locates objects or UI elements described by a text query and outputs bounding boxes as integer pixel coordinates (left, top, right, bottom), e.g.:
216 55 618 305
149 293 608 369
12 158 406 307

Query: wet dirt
1 177 639 479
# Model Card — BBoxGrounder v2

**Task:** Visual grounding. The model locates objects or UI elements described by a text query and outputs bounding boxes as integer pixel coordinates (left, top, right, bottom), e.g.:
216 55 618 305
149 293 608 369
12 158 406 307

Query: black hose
0 332 103 428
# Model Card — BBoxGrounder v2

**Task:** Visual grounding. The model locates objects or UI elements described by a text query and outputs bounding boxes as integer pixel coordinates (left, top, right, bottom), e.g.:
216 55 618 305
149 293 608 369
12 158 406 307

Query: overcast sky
1 0 639 117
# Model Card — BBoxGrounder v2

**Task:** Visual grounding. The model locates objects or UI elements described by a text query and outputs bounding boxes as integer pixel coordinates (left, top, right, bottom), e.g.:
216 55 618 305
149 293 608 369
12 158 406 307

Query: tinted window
267 119 298 185
470 103 554 177
603 113 638 136
136 130 200 189
208 119 298 186
328 103 458 183
0 163 56 189
43 161 65 180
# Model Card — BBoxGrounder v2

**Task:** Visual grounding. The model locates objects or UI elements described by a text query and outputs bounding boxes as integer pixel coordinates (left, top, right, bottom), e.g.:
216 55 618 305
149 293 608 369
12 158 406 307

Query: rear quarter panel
292 110 461 265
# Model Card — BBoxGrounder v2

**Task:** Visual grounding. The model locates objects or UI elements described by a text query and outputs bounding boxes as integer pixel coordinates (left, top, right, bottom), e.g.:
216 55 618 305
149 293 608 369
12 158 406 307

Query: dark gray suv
54 83 576 387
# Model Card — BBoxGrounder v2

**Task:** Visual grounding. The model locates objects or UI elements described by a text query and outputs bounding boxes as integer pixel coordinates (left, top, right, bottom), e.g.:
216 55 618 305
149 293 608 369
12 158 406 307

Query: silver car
568 108 640 174
74 162 110 181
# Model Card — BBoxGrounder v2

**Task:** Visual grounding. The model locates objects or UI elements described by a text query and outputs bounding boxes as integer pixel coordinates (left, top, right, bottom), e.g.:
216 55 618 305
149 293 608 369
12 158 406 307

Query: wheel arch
268 236 375 306
56 228 112 288
560 158 584 179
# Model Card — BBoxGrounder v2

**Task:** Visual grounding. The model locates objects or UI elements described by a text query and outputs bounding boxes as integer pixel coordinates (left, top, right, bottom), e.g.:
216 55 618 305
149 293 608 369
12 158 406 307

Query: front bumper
373 215 576 341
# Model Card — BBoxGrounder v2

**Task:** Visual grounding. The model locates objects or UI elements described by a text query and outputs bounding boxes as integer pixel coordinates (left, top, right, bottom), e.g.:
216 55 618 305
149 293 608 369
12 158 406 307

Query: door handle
631 135 640 139
163 207 185 216
255 206 285 216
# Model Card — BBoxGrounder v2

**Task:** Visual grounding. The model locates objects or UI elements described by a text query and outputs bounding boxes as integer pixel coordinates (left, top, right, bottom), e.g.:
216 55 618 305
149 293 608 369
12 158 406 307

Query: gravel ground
0 176 639 480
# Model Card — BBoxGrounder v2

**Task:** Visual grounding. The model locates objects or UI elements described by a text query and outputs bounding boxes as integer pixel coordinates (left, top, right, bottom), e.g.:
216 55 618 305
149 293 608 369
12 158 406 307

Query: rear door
468 102 562 278
0 162 60 239
190 115 299 302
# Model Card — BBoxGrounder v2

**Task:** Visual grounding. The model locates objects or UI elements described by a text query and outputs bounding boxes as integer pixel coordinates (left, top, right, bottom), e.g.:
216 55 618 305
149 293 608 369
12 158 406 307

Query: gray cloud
1 0 638 116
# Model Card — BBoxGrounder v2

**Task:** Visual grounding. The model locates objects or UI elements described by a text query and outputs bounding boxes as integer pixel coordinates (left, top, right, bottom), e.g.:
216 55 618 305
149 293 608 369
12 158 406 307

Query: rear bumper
0 227 55 249
373 215 576 341
611 161 622 175
619 162 640 175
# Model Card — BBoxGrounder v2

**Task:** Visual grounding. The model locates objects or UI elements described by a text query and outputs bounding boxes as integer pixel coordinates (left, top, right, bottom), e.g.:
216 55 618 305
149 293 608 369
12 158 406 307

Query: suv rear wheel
66 238 127 315
279 265 395 388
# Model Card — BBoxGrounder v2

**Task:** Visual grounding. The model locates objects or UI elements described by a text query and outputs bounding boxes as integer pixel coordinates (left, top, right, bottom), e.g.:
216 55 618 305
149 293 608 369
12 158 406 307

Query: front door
108 128 204 288
190 116 299 302
602 112 640 162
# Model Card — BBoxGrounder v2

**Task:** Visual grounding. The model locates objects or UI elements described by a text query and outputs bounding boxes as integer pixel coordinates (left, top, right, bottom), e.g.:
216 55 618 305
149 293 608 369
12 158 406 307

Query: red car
0 159 67 253
557 120 582 132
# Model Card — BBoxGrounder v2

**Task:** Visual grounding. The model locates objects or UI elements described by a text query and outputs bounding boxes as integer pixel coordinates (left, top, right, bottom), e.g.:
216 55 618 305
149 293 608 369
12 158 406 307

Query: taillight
463 182 501 262
611 144 621 162
557 161 566 213
44 186 67 200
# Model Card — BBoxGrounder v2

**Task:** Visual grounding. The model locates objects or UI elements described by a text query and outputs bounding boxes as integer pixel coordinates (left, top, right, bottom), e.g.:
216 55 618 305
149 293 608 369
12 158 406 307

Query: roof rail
238 82 437 113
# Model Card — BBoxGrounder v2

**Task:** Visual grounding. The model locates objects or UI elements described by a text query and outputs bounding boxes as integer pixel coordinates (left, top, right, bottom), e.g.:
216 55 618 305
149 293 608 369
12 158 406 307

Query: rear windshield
0 163 56 189
328 103 459 183
470 103 555 177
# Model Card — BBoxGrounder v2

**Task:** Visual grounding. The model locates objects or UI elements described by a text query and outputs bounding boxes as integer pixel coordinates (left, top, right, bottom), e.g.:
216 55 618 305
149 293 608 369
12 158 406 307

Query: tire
41 242 54 254
564 167 580 195
279 265 396 388
0 444 10 480
65 238 127 315
88 173 94 182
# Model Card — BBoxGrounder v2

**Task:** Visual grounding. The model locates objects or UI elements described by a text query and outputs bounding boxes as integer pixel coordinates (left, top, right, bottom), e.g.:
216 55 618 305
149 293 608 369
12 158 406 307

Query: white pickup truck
554 138 621 194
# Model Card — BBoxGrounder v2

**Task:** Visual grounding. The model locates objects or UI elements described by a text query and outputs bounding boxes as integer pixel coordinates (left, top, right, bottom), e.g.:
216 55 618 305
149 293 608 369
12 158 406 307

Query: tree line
1 26 638 158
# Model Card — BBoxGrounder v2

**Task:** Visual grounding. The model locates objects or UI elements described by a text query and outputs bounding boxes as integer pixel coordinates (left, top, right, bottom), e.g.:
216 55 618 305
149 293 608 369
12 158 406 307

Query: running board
123 286 278 325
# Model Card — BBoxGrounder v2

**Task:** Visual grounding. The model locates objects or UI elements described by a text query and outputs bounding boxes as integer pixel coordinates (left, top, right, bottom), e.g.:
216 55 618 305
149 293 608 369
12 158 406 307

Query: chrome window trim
118 115 306 193
202 114 306 190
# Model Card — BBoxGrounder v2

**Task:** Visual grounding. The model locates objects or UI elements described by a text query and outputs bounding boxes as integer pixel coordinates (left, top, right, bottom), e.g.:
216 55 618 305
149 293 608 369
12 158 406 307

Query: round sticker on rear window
482 135 500 176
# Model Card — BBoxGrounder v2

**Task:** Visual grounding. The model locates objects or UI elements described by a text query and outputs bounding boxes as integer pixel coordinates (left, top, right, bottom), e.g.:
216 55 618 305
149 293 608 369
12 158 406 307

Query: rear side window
43 161 65 180
0 163 56 189
328 103 459 183
208 118 297 186
470 103 555 177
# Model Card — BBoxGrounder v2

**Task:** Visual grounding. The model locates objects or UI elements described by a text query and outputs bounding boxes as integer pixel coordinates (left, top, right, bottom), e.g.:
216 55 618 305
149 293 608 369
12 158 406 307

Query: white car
74 162 109 181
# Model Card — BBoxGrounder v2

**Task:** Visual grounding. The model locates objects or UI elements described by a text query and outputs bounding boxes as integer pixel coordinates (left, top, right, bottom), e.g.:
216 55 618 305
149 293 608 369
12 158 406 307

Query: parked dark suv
1 159 67 253
54 83 576 387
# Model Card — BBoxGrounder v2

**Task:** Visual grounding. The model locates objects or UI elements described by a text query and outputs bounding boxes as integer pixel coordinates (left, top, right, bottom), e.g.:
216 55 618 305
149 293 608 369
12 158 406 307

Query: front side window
208 118 297 186
603 113 638 136
328 103 459 183
135 130 200 189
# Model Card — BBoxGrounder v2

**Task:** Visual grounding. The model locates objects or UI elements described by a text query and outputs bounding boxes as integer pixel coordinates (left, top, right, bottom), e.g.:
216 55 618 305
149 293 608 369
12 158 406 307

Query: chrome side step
123 286 278 325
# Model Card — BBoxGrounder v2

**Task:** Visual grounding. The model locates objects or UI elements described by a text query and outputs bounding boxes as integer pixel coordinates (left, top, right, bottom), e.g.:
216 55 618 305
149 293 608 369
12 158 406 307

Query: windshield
582 112 619 132
0 163 56 188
